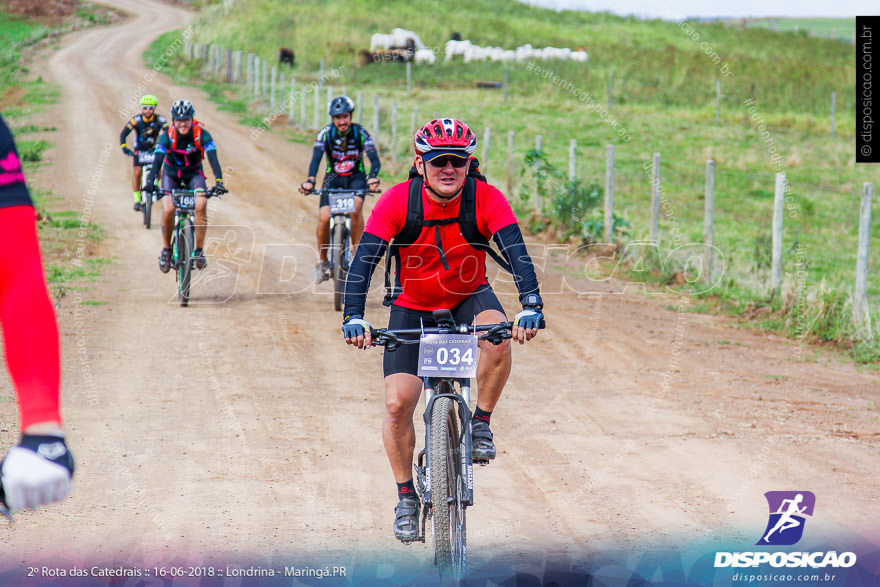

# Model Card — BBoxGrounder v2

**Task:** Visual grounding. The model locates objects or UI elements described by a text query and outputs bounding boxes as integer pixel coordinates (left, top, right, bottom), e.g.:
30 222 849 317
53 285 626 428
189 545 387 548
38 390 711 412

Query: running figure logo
758 491 816 546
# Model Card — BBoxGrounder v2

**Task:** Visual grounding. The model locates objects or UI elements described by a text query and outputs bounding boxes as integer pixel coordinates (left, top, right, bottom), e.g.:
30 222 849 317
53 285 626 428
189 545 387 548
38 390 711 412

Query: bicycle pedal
474 458 490 466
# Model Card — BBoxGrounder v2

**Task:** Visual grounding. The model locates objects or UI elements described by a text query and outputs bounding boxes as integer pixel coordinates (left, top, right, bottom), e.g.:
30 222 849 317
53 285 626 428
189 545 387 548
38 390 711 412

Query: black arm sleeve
492 223 542 306
206 150 222 180
366 146 381 178
306 145 325 179
145 155 163 186
342 232 388 319
120 123 133 149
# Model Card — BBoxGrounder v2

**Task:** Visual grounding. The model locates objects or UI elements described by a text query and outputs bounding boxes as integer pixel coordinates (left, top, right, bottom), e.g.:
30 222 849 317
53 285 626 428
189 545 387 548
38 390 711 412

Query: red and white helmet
413 118 477 158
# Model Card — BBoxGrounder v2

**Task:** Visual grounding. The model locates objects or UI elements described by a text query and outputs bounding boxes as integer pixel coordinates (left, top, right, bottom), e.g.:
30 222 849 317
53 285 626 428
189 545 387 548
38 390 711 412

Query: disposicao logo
714 491 857 569
758 491 815 546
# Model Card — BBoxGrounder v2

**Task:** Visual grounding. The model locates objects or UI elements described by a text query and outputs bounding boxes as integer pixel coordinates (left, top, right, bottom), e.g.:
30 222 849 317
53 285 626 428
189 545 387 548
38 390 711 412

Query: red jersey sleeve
364 180 409 242
476 182 518 237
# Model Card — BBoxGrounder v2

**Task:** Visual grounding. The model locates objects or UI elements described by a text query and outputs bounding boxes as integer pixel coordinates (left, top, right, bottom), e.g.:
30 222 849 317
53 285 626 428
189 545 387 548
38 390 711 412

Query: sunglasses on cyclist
426 155 469 169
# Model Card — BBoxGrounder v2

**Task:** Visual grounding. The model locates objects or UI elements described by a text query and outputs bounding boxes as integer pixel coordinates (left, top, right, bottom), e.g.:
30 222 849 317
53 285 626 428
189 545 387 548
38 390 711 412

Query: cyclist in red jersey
0 114 74 512
341 118 543 542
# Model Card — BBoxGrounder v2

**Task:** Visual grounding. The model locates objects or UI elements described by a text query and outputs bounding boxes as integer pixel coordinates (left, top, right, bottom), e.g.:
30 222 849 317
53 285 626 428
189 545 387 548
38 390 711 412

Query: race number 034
418 334 479 378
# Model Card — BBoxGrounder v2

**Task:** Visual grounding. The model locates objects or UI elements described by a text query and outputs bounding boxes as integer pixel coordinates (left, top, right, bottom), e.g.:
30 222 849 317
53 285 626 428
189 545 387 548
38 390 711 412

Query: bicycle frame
159 187 217 306
308 188 374 311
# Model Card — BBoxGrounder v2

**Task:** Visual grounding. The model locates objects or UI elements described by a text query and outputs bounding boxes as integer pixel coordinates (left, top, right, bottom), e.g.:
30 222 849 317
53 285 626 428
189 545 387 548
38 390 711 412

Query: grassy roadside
149 2 879 364
1 2 124 305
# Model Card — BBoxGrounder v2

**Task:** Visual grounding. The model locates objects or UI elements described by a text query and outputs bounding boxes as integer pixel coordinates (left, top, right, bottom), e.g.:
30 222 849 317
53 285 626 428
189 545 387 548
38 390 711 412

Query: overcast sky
519 0 871 19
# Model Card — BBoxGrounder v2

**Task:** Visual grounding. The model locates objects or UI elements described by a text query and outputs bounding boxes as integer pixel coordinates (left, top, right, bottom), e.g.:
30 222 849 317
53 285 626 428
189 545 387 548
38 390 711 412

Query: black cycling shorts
158 168 207 199
320 171 366 208
382 283 506 378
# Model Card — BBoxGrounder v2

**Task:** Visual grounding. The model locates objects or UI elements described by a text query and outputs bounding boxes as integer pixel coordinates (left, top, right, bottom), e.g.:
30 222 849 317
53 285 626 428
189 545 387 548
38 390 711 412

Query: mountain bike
134 149 156 229
159 187 220 307
370 310 543 580
308 188 376 311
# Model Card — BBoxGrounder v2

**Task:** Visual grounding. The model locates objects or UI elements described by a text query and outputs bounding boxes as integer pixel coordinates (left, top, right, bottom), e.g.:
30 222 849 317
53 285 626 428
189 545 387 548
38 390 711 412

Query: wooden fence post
288 77 296 123
604 145 615 242
704 160 715 280
410 106 418 145
254 56 261 96
313 87 320 129
651 153 661 244
300 86 306 127
569 139 577 182
373 95 380 147
534 135 542 212
608 70 614 108
482 127 491 172
854 182 874 335
771 172 786 295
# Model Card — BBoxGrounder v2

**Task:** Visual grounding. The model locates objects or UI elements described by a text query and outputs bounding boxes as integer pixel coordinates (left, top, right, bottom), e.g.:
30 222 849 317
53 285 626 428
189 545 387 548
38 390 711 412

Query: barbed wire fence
180 39 876 341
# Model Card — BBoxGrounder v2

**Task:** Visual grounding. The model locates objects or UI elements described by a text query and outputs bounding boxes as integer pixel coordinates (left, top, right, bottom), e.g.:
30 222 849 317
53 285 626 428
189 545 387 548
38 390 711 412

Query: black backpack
322 123 364 156
382 159 513 306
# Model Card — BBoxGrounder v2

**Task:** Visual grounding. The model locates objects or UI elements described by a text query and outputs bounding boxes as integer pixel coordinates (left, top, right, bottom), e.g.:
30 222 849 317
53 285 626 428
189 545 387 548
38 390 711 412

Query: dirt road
1 0 878 581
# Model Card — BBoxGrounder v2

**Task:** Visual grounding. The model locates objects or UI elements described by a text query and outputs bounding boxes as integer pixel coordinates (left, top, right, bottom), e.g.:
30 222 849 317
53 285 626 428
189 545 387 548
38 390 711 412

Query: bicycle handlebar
158 187 223 198
304 188 379 197
370 321 540 350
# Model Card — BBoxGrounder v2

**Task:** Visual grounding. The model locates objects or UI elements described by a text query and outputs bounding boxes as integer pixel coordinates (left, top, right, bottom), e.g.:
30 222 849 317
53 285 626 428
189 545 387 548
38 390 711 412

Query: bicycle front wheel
178 217 194 307
141 166 152 229
430 392 467 580
331 223 348 312
142 191 152 229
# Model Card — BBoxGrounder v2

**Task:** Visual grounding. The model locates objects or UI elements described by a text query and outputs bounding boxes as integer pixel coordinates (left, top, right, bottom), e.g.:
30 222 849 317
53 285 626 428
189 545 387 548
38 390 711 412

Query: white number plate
138 151 155 164
177 194 196 210
417 334 478 378
329 191 356 214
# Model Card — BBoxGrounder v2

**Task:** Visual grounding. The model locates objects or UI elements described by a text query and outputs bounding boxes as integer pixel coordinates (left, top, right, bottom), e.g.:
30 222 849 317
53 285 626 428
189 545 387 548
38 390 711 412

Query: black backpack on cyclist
322 123 364 156
382 158 513 306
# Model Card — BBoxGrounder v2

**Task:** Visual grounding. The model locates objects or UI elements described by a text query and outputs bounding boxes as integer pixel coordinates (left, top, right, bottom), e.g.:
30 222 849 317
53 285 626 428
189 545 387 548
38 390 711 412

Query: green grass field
742 17 855 42
0 11 49 95
153 1 878 360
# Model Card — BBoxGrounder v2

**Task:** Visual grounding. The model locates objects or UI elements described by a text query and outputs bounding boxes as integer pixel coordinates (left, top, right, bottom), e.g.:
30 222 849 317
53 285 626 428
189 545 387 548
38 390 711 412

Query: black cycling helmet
328 95 355 117
171 99 195 120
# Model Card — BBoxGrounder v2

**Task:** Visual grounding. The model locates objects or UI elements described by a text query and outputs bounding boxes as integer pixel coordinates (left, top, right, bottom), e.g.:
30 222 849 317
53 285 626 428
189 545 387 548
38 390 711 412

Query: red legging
0 205 61 429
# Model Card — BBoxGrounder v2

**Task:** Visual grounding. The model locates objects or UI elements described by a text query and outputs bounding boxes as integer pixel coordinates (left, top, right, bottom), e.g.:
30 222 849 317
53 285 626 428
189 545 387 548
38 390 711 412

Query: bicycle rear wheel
331 223 348 312
178 217 194 307
430 391 467 580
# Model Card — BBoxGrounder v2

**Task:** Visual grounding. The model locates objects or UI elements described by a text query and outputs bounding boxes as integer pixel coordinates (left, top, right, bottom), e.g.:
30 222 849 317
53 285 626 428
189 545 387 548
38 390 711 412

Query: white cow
445 39 472 61
515 43 535 62
414 48 436 64
371 29 426 52
391 27 426 50
370 33 395 52
445 39 584 64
